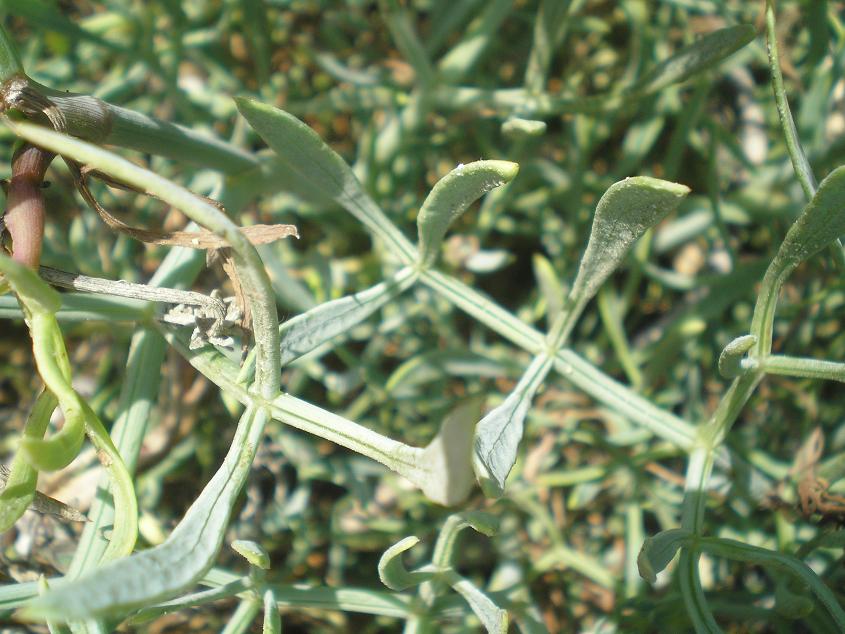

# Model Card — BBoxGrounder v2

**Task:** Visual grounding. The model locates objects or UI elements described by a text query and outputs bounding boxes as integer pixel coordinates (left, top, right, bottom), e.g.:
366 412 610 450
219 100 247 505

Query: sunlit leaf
417 160 519 266
378 537 438 591
235 97 416 262
473 354 553 496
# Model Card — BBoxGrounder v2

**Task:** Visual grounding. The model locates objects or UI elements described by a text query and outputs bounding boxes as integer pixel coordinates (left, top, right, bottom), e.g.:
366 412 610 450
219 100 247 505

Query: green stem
0 24 24 82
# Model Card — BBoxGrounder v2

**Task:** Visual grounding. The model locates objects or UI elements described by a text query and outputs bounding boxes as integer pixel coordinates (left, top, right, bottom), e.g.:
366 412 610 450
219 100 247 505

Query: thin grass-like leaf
0 390 57 531
700 536 845 629
417 160 519 266
632 25 755 95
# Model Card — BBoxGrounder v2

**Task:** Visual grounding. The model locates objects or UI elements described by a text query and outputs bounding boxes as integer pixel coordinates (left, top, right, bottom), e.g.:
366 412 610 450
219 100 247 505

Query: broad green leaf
235 97 416 263
24 405 269 621
771 166 845 273
473 354 553 496
232 540 270 570
700 536 845 629
417 399 479 506
548 177 690 348
417 160 519 266
567 177 690 318
378 537 438 591
637 528 692 584
0 390 57 531
0 23 23 82
633 25 756 95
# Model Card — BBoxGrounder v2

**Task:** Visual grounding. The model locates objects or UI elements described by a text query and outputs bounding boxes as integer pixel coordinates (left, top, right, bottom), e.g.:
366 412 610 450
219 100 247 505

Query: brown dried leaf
70 162 298 249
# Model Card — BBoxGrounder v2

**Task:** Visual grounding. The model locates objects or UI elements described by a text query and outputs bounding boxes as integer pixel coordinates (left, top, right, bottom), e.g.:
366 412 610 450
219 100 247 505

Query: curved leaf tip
417 160 519 266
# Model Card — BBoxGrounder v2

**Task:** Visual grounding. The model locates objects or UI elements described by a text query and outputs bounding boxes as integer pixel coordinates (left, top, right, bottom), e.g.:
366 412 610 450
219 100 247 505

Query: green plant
0 2 844 632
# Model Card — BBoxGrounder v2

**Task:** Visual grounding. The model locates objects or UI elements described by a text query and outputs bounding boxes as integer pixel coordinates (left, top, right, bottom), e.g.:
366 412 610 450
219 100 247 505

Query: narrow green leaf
431 512 498 569
234 97 416 263
0 391 57 531
24 405 269 621
751 165 845 353
700 536 845 629
378 537 438 591
232 540 271 570
262 589 281 634
637 528 693 584
633 25 756 95
278 267 416 366
417 160 519 266
442 570 509 634
473 354 553 496
0 23 24 82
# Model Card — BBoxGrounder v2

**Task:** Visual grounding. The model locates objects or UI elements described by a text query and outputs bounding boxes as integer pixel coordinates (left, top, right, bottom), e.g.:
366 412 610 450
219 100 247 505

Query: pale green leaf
568 177 690 314
232 540 271 570
24 405 269 621
417 160 518 266
443 570 509 634
235 97 416 262
472 354 553 496
278 267 416 366
378 537 437 591
637 528 692 584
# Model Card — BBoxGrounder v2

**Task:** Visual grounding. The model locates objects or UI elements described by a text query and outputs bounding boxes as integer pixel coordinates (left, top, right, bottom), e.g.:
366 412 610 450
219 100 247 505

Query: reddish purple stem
3 144 54 269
